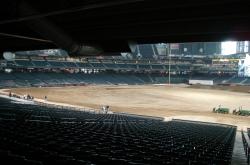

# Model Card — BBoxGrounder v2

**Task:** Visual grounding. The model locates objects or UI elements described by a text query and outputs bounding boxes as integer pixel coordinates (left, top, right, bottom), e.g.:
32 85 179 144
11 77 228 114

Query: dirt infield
8 84 250 129
188 84 250 93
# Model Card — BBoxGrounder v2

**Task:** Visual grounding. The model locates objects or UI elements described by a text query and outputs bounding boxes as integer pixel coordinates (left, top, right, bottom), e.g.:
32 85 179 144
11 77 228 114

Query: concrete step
231 131 248 165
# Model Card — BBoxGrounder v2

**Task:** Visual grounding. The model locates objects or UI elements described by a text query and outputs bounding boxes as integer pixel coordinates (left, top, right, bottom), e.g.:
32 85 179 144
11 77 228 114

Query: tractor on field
212 105 229 114
233 107 250 116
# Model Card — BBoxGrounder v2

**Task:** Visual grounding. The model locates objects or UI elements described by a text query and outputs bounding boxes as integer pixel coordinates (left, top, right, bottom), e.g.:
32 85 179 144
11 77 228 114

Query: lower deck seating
0 97 236 165
0 72 250 88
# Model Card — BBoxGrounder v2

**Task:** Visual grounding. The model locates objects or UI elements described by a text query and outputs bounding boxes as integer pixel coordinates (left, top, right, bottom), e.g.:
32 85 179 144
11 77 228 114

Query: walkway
231 131 248 165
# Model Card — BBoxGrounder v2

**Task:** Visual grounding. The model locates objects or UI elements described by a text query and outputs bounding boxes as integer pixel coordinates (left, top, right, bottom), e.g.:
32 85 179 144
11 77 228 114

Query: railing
242 130 250 165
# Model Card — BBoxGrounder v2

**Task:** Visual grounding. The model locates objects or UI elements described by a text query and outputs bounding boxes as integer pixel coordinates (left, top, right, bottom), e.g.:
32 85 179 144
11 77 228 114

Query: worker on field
45 95 47 101
27 94 31 100
101 106 105 113
106 106 109 114
101 105 109 114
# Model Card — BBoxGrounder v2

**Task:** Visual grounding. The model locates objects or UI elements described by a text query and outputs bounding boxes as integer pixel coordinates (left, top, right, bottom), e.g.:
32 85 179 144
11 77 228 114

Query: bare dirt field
188 84 250 93
8 85 250 130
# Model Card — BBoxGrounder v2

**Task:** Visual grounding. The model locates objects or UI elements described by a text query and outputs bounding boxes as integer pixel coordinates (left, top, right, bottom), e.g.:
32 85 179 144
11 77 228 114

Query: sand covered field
8 85 250 129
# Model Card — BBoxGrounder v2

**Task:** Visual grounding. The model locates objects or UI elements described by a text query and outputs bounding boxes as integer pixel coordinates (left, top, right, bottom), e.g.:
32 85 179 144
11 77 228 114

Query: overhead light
3 52 15 61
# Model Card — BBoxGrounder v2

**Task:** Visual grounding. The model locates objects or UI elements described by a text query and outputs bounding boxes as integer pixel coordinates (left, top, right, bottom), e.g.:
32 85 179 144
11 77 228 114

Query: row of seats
1 71 250 88
11 60 184 71
0 97 236 164
1 70 250 88
8 59 240 74
0 72 189 88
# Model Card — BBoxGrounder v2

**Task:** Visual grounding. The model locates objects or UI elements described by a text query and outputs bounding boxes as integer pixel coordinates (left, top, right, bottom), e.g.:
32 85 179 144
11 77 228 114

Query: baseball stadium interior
0 1 250 165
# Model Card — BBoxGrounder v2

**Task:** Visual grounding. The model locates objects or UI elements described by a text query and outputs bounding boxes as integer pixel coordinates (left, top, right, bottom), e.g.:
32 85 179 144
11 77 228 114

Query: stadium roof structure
0 0 250 57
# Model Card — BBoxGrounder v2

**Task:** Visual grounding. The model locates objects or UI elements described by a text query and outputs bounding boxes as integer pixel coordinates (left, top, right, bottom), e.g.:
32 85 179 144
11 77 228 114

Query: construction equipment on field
233 107 250 116
212 105 229 114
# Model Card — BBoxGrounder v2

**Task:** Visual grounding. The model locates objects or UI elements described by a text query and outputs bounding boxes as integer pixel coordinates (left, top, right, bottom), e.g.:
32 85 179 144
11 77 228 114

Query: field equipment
233 107 250 116
212 106 229 114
